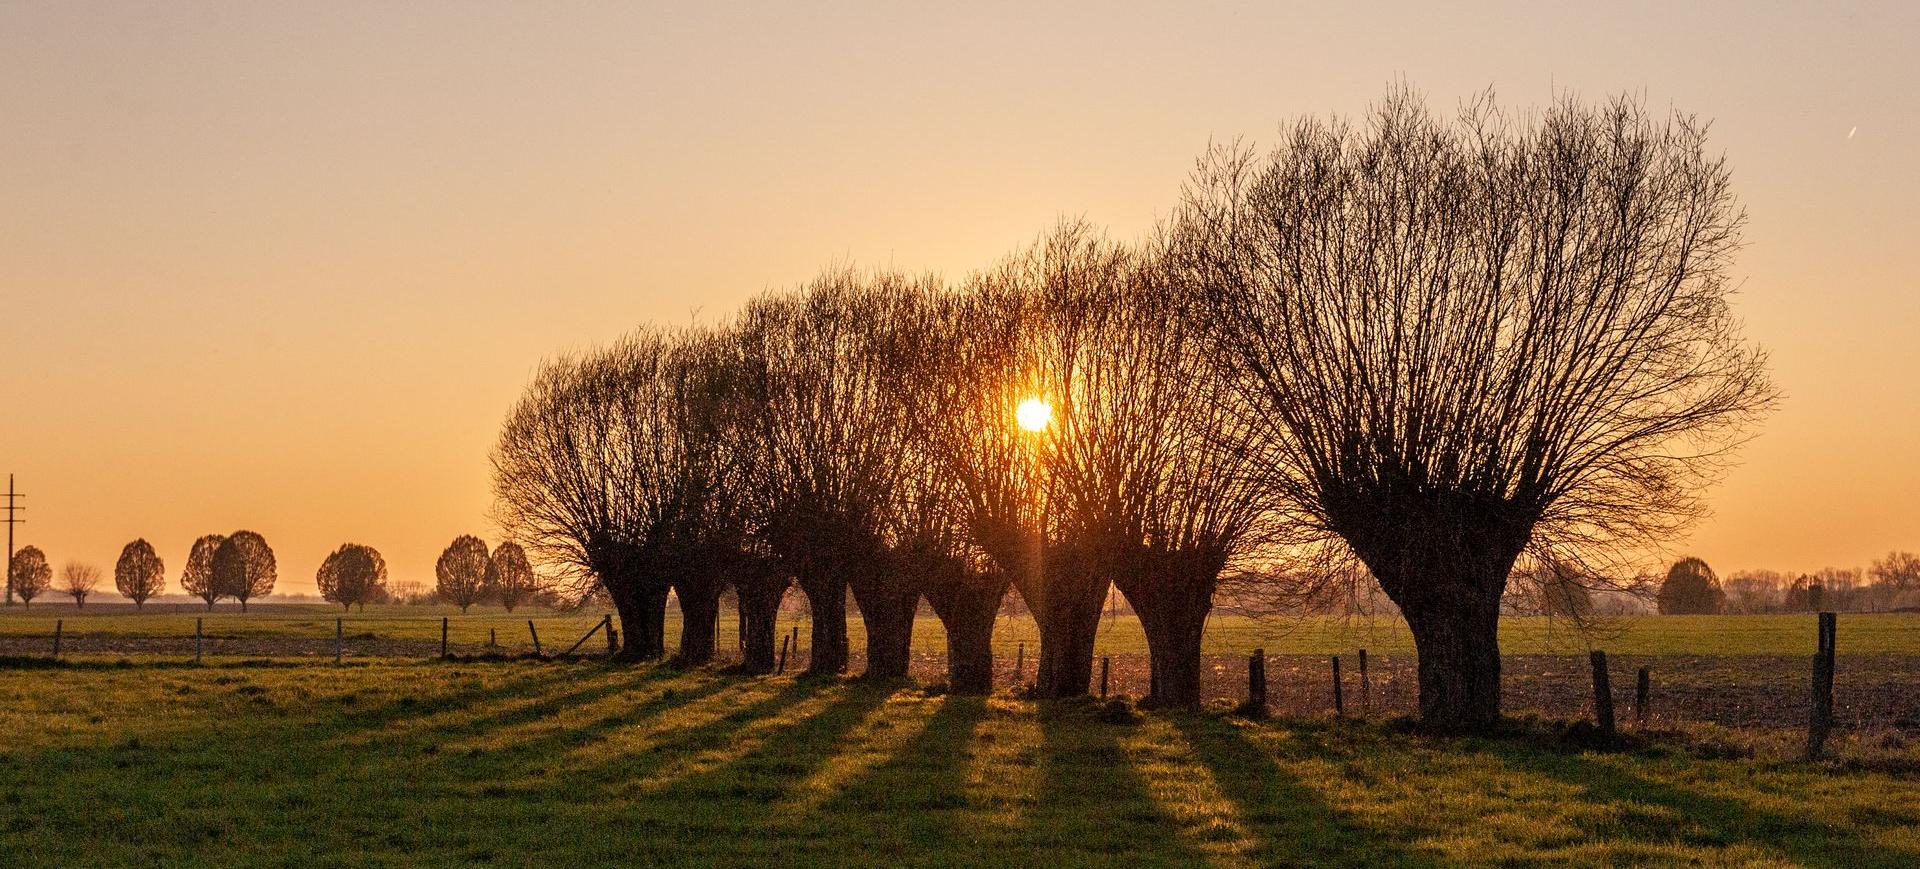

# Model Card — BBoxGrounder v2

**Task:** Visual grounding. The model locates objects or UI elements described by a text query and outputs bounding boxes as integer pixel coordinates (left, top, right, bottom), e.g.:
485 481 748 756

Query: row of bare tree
492 88 1774 731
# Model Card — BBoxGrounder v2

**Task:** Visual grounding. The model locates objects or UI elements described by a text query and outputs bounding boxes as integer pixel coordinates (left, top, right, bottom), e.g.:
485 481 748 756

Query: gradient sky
3 2 1915 595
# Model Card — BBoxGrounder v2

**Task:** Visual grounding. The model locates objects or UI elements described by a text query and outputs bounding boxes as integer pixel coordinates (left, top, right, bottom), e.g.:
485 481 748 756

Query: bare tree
212 531 276 612
435 535 490 613
1173 89 1774 730
1724 569 1787 614
483 542 542 613
9 546 50 608
886 288 1018 692
1869 552 1920 610
179 534 226 611
317 543 388 611
729 271 933 677
114 539 166 609
493 328 735 660
60 562 100 608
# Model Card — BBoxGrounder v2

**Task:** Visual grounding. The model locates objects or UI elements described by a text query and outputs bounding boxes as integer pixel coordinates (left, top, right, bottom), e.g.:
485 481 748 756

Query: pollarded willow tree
212 531 276 612
436 535 491 613
180 533 226 610
61 563 101 607
730 271 931 678
885 289 1021 693
318 543 388 611
1173 89 1775 730
114 538 166 609
493 328 739 662
947 222 1278 705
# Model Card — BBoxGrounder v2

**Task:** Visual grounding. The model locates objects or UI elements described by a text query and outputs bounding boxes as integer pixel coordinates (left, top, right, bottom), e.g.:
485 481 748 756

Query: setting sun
1016 398 1053 432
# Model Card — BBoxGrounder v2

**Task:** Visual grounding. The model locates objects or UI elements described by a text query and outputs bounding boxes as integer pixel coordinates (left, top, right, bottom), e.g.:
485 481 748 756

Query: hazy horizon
4 2 1916 595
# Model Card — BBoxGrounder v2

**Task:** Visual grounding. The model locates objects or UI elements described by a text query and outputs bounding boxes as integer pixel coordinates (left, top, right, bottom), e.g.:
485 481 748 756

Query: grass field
3 602 1916 657
2 659 1917 867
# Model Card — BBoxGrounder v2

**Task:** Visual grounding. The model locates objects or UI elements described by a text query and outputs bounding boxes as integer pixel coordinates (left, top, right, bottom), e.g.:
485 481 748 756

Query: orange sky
3 3 1916 595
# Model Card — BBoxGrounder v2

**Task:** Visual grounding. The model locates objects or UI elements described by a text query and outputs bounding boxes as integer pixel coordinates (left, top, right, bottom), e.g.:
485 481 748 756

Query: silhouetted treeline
494 87 1777 732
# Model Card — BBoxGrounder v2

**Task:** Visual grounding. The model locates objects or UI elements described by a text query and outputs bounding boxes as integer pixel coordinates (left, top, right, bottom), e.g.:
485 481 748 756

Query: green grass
4 604 1918 657
1 659 1915 867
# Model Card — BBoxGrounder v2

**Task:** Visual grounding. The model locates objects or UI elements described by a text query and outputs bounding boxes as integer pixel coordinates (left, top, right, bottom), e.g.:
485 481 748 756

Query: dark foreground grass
2 660 1917 867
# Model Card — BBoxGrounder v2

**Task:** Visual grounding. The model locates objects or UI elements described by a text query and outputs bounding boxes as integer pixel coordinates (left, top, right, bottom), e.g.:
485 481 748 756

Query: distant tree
1724 569 1786 614
435 535 490 613
1656 557 1726 615
1786 574 1826 611
180 534 227 610
211 531 276 612
1870 552 1920 609
9 546 51 608
1507 555 1598 619
317 543 387 612
114 539 166 608
483 542 540 613
60 562 101 608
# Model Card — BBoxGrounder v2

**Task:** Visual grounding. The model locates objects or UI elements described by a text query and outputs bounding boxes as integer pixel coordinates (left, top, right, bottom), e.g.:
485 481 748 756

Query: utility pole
3 475 23 606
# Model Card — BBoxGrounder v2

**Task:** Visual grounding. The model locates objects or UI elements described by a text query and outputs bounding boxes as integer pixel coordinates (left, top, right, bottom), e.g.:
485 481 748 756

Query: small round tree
317 543 388 612
435 535 490 613
179 534 227 610
212 531 276 612
484 542 540 613
114 539 166 608
61 562 101 608
1657 557 1726 615
10 546 51 608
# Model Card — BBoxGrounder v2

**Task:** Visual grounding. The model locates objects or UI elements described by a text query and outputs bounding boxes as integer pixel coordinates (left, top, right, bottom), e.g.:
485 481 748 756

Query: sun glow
1016 398 1052 432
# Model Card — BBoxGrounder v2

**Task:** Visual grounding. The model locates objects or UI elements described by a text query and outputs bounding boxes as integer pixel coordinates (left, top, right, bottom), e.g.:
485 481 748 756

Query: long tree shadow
1481 741 1920 868
815 695 992 856
601 681 905 864
1014 701 1217 866
561 675 832 791
1171 715 1445 867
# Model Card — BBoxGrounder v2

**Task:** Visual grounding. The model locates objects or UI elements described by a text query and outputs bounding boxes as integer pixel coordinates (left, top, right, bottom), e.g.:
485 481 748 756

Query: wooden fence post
52 619 62 658
1014 642 1024 683
1590 650 1615 737
335 618 343 664
1331 655 1344 716
604 615 616 655
1635 666 1651 726
1358 648 1370 714
489 627 496 649
1248 649 1267 715
441 617 449 658
195 617 203 663
1808 611 1837 760
1100 656 1111 698
777 633 790 674
528 620 542 656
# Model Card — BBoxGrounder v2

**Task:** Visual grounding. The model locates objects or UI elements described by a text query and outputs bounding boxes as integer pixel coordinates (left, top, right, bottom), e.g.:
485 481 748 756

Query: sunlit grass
1 660 1917 865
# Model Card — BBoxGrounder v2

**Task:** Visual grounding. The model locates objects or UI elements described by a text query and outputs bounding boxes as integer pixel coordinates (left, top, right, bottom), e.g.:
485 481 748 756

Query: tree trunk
923 579 1006 694
1016 548 1109 699
735 575 789 674
1400 590 1503 731
796 572 849 675
1116 567 1215 708
672 574 725 666
849 573 919 680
